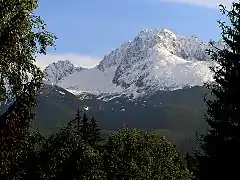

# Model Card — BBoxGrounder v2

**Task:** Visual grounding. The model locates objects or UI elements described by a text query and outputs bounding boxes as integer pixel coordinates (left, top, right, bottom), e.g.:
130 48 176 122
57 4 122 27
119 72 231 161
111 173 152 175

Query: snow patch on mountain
59 67 123 95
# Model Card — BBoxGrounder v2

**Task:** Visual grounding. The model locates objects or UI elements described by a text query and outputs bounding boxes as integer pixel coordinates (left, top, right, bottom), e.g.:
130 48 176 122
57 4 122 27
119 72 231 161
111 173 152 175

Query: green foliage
33 114 191 180
80 113 90 143
103 127 192 180
0 0 56 179
196 2 240 180
67 110 103 147
0 80 47 179
88 116 104 147
39 113 106 180
185 153 199 180
0 0 56 102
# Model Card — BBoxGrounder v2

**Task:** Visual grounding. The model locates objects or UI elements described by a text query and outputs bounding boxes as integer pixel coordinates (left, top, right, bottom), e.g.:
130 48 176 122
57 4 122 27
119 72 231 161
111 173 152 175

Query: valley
35 28 217 153
34 84 210 153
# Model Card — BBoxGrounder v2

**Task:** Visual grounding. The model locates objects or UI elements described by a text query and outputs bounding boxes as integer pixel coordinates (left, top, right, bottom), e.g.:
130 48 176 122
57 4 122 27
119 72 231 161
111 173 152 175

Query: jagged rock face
97 29 211 72
43 28 222 99
43 60 84 84
97 29 216 93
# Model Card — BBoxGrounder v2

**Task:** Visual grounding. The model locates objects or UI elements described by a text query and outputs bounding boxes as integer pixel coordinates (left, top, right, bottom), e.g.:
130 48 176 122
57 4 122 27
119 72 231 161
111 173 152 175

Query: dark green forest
1 0 240 180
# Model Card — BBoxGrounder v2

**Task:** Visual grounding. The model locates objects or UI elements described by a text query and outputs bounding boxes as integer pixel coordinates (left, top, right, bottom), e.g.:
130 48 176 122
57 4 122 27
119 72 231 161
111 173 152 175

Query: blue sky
36 0 232 68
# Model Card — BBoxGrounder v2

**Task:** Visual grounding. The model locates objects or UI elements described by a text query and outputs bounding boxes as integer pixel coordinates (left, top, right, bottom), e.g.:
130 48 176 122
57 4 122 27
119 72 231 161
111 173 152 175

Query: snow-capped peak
96 28 214 73
43 60 84 84
138 28 177 40
44 28 220 99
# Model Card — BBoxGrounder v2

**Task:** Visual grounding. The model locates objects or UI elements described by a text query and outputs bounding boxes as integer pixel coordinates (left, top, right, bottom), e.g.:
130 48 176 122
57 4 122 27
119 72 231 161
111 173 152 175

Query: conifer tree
68 110 102 146
80 113 90 143
88 116 103 147
196 2 240 180
70 108 82 137
76 108 81 119
39 111 106 180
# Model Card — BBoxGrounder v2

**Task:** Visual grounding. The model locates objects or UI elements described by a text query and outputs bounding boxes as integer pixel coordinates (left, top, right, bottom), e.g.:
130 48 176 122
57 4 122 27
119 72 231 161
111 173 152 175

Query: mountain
33 84 210 154
0 28 220 154
43 60 84 84
43 28 219 99
33 28 219 153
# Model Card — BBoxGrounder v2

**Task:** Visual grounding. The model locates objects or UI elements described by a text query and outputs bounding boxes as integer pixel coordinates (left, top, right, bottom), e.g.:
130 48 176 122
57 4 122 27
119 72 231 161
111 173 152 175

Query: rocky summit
43 28 219 99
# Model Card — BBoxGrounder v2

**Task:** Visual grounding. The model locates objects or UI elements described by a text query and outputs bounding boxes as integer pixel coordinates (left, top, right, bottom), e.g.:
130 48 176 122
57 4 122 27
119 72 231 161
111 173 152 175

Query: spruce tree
88 116 103 147
69 108 82 137
80 113 90 143
75 108 81 121
67 108 87 144
196 2 240 180
39 111 106 180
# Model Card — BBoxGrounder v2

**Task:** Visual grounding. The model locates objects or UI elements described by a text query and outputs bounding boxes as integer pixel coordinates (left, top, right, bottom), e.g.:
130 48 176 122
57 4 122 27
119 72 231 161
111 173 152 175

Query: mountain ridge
43 28 220 99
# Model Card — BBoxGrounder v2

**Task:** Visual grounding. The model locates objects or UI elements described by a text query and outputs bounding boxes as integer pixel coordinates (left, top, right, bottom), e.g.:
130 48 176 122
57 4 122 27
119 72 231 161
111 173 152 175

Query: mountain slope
44 28 218 98
33 85 210 154
38 28 219 153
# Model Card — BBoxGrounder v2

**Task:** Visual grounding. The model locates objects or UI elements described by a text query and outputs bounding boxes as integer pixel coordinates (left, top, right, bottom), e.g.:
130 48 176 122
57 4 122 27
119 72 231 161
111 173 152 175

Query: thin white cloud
36 53 101 70
163 0 232 9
